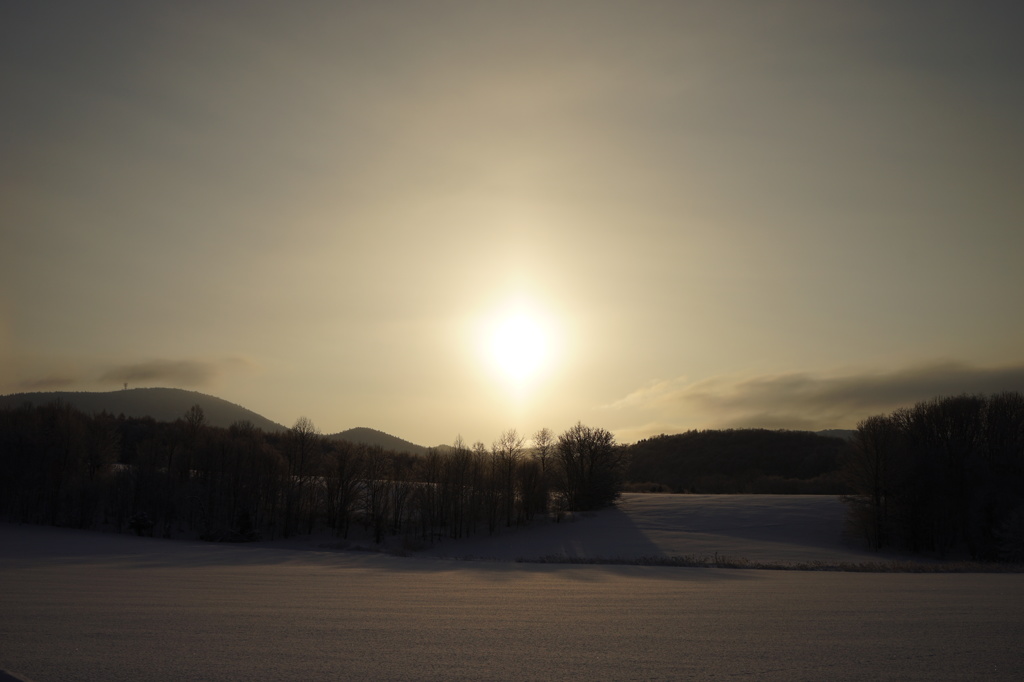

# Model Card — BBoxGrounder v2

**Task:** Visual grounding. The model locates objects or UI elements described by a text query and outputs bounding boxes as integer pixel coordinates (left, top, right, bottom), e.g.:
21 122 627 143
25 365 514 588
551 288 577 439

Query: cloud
606 360 1024 438
2 356 259 396
98 357 253 388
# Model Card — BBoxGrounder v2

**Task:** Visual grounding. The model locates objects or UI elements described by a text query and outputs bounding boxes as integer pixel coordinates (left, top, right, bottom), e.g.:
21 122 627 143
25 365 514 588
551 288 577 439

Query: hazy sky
3 1 1023 446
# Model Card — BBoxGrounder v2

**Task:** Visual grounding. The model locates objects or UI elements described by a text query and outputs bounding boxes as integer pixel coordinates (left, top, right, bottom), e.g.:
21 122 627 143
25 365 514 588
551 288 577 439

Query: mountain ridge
1 388 858 454
0 388 289 433
0 388 432 452
327 427 428 455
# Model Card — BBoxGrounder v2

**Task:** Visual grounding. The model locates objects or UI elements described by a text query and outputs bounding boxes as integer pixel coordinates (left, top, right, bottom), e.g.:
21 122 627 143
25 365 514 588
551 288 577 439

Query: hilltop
327 427 428 455
0 388 287 432
0 388 430 452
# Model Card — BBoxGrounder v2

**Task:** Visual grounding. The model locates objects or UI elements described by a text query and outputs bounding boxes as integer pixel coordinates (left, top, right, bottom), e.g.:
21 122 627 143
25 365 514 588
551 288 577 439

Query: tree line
843 392 1024 561
626 428 850 494
0 401 627 545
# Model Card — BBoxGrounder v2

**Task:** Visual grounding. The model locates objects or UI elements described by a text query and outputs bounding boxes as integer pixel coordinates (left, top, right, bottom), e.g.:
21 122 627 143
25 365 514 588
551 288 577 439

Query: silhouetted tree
283 416 323 536
844 415 904 549
555 423 626 511
226 420 279 539
516 456 545 523
493 429 525 527
324 440 364 539
448 437 476 537
844 393 1024 559
0 401 629 548
413 447 444 540
362 445 392 543
531 427 554 515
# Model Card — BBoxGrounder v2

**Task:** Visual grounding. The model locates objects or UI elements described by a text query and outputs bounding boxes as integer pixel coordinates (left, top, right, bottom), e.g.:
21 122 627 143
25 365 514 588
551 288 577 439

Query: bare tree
361 445 392 543
531 427 555 515
493 429 525 526
184 404 206 438
324 440 364 539
533 427 553 475
284 416 323 536
446 436 474 538
845 414 903 549
555 423 626 511
176 404 208 485
472 440 501 534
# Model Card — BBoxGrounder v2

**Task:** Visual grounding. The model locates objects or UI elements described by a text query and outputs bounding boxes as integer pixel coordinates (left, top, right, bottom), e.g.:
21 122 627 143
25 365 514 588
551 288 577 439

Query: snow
418 493 884 564
2 494 1023 681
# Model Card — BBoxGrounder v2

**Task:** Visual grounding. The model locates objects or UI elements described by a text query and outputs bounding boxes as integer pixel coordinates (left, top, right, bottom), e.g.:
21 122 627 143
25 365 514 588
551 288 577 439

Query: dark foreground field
2 497 1023 681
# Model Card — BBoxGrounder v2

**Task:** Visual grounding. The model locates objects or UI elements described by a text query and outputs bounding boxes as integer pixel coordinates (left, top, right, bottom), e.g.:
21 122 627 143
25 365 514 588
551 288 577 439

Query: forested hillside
626 429 850 494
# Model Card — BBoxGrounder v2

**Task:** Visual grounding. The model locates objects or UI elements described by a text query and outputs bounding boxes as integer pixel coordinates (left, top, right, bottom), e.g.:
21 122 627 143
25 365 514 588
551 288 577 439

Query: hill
626 428 851 494
0 389 433 451
327 427 427 455
0 388 287 433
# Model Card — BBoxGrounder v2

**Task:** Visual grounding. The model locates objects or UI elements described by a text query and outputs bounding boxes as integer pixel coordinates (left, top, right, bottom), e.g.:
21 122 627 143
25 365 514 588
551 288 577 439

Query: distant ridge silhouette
0 388 433 452
816 429 855 441
327 426 428 455
0 388 287 433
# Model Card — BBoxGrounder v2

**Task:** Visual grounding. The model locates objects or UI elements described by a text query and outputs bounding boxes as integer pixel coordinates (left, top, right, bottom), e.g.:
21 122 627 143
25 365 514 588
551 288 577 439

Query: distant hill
817 429 855 441
627 428 851 494
327 427 427 455
0 388 287 433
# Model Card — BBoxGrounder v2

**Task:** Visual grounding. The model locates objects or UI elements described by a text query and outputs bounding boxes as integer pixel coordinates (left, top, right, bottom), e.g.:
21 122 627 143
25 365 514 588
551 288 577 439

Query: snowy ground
3 495 1023 681
417 493 887 564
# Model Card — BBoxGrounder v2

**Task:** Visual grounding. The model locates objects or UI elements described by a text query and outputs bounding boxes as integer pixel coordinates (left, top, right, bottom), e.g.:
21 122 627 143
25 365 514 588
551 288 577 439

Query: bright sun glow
482 303 555 389
491 314 547 381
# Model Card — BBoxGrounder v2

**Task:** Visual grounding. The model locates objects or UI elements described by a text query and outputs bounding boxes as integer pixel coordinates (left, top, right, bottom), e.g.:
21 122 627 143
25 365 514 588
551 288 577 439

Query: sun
482 304 554 388
491 313 547 381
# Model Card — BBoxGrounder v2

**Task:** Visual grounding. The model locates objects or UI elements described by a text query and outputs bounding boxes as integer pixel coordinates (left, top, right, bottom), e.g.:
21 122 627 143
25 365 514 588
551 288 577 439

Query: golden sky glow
482 300 557 390
2 2 1024 445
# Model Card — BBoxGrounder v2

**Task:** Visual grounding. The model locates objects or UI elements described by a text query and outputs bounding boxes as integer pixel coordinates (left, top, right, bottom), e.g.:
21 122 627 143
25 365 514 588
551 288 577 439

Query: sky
3 1 1024 447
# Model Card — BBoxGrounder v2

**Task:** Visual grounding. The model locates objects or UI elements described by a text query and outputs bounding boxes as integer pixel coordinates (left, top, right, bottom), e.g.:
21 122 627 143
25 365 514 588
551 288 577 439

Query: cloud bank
98 360 226 387
608 361 1024 440
6 357 255 393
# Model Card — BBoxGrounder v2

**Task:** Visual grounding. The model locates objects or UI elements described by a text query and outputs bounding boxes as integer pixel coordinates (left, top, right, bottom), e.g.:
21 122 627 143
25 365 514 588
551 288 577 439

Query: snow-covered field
418 493 885 564
3 494 1023 681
